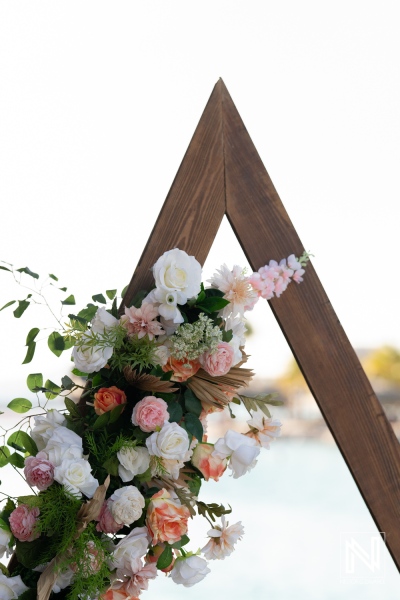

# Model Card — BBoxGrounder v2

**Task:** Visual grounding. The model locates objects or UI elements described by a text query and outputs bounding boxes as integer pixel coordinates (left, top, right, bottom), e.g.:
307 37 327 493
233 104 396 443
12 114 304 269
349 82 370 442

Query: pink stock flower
96 499 124 534
9 505 40 542
199 342 234 377
191 443 227 481
131 396 169 432
250 254 306 300
24 452 55 491
123 303 164 340
146 488 190 545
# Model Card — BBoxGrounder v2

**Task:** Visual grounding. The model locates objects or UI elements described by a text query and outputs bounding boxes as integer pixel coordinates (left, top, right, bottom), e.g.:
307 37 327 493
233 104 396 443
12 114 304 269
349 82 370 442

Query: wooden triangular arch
121 79 400 570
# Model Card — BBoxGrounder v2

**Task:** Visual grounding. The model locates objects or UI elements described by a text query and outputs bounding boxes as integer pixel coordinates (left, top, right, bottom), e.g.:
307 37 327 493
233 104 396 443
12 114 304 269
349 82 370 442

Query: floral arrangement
0 248 309 600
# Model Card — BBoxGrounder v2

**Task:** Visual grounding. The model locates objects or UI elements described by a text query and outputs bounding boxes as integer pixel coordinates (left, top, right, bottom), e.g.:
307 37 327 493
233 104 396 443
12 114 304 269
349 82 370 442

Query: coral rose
131 396 169 432
191 443 227 482
101 590 139 600
199 342 234 377
9 505 40 542
94 386 127 416
146 488 190 545
162 357 200 382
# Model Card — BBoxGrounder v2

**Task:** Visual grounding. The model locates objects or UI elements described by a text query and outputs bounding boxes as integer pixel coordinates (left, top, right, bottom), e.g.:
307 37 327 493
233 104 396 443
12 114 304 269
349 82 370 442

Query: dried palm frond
187 361 254 410
123 366 178 393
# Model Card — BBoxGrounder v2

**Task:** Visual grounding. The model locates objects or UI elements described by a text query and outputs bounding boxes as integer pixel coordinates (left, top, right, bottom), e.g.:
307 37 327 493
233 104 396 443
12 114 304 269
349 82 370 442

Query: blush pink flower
199 342 234 377
96 499 124 534
123 303 164 340
113 562 157 597
202 516 244 560
9 504 40 542
24 452 55 491
131 396 169 432
146 488 190 545
101 590 139 600
191 443 227 481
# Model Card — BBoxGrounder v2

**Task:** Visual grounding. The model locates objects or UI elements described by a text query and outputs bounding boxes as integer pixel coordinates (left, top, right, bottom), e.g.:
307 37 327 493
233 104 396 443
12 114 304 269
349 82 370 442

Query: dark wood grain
221 79 400 569
120 78 400 570
120 82 226 313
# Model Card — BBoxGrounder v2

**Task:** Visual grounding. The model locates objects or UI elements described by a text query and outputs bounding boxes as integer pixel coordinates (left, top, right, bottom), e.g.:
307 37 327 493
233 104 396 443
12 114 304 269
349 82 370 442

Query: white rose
31 409 66 451
117 446 150 482
152 248 202 304
54 457 99 498
146 422 189 461
111 526 150 569
72 339 113 373
213 430 260 479
43 426 83 467
152 344 170 366
110 486 145 525
91 307 119 334
170 555 210 587
0 574 29 600
0 528 12 559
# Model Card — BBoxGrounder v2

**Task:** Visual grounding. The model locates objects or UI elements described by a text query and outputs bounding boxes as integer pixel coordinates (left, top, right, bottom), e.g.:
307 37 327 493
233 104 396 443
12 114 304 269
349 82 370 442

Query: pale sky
0 1 399 399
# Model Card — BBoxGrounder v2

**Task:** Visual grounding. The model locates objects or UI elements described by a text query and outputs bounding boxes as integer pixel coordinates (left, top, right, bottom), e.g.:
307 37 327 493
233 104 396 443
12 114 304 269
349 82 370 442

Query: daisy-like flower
202 516 244 560
246 407 282 449
208 264 259 319
123 302 164 340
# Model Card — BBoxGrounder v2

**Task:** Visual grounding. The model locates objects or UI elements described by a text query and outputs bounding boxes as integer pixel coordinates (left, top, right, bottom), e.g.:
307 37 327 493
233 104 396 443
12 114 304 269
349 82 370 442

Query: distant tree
363 346 400 387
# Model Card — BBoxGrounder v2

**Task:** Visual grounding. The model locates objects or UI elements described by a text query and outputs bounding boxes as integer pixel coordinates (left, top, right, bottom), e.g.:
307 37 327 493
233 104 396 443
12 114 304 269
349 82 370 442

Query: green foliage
106 289 117 300
183 413 203 442
26 373 43 392
26 328 39 345
92 293 107 304
0 446 10 467
0 300 16 311
61 294 76 305
156 544 173 569
167 401 183 423
195 296 230 314
22 342 36 364
196 501 232 523
16 267 39 279
7 398 32 413
44 379 61 400
109 335 159 373
239 392 282 417
48 331 66 357
184 389 202 417
15 537 50 569
14 299 30 318
7 431 37 456
169 534 190 549
8 452 25 468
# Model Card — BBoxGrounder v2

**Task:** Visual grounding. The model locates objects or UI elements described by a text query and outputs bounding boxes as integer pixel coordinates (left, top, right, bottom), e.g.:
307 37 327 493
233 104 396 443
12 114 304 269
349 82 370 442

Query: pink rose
199 342 234 377
96 499 124 534
24 452 55 491
191 442 227 481
94 386 127 416
131 396 169 432
146 488 190 545
9 504 40 542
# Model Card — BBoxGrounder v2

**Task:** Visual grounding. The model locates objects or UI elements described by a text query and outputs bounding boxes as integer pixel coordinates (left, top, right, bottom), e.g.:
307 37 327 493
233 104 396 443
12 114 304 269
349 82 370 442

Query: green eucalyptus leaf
7 398 32 413
106 289 117 300
61 375 74 390
47 332 65 357
92 293 107 304
8 452 25 468
13 300 30 318
0 446 10 467
44 379 61 400
26 328 40 345
0 300 16 311
22 342 36 364
61 294 76 306
156 544 173 570
49 273 58 281
77 303 98 322
16 267 39 279
184 413 203 441
7 431 38 456
92 412 110 431
0 265 12 272
27 373 43 392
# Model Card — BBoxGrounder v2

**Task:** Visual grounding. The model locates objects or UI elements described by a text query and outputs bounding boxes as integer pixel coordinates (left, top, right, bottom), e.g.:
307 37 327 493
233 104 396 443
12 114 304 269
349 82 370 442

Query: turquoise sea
1 437 399 599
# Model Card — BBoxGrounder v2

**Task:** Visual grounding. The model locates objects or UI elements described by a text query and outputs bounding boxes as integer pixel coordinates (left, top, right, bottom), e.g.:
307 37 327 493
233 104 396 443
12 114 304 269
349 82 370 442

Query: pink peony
123 303 164 340
131 396 170 432
146 488 190 545
24 452 55 491
199 342 234 377
96 499 124 534
9 504 40 542
191 442 227 481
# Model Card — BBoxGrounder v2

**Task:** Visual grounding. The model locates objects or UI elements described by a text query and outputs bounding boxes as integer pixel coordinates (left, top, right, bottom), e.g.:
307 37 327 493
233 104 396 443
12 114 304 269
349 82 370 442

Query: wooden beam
221 79 400 569
120 82 226 312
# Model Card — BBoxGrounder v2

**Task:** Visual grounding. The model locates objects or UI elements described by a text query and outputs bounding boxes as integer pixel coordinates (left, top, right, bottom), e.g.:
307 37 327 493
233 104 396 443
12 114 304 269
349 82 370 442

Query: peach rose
199 342 234 377
94 386 127 416
131 396 169 432
101 590 139 600
146 488 190 545
191 442 227 481
162 357 200 382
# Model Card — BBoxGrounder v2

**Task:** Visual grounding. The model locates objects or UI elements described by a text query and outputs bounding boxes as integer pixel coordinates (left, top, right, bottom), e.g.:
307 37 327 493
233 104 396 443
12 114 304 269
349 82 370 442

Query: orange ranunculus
146 488 190 545
162 357 200 382
93 386 127 416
